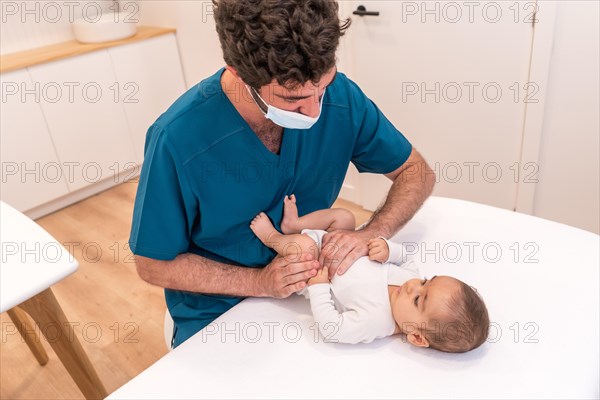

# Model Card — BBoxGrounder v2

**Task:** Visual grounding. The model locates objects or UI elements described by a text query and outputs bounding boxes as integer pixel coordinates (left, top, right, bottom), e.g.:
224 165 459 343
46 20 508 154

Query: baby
250 195 489 353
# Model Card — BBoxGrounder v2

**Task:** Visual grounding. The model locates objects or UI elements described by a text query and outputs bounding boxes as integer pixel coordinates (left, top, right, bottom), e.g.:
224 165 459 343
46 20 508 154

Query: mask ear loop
239 76 269 114
248 86 269 114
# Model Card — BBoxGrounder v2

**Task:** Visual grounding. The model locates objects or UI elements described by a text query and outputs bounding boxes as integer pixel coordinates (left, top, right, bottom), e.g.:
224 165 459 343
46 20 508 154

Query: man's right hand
256 253 319 298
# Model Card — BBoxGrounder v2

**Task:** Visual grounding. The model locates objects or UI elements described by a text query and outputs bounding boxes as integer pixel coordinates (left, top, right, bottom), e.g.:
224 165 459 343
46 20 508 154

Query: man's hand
308 266 329 286
318 229 372 279
367 238 389 263
257 252 319 298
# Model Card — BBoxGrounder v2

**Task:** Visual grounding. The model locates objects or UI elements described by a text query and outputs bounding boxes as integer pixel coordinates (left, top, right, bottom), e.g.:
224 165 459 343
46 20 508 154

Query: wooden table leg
7 307 49 366
18 288 108 400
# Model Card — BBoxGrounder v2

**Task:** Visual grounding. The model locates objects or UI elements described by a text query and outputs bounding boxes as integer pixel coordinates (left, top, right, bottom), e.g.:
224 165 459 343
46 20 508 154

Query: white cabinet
1 32 185 216
28 50 137 192
0 69 70 211
109 34 186 164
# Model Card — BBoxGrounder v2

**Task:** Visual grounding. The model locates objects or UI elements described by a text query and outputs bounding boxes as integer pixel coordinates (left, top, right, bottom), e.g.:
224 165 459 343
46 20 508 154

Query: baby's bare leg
250 212 319 260
280 194 356 234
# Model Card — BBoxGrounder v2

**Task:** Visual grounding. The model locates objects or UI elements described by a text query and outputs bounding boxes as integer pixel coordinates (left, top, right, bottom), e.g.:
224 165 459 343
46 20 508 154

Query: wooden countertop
0 26 176 74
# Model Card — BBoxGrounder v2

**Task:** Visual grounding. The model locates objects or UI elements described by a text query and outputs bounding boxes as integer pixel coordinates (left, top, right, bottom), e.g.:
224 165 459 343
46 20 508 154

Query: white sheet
109 197 599 399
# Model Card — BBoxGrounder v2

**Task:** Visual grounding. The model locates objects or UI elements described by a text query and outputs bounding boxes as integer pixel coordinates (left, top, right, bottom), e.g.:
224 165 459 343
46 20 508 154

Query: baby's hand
308 266 329 286
367 238 389 263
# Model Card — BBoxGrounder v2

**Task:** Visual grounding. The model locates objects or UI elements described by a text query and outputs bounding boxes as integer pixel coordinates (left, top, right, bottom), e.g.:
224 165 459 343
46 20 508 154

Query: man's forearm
363 156 436 239
135 252 265 297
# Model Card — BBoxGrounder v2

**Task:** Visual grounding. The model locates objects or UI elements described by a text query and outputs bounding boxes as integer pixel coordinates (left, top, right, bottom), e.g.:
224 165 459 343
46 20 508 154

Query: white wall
532 1 599 234
0 0 114 55
136 0 223 89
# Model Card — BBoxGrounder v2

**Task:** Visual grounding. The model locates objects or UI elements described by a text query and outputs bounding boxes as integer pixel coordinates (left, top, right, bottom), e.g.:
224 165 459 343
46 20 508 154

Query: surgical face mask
245 85 325 130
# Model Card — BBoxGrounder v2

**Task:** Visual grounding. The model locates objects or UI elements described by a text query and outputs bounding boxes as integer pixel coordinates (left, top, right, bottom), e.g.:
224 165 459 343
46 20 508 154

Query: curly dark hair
213 0 351 89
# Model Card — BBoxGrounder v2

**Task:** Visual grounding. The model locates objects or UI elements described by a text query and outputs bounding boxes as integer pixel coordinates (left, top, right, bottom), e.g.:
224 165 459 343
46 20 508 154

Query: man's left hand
319 229 373 279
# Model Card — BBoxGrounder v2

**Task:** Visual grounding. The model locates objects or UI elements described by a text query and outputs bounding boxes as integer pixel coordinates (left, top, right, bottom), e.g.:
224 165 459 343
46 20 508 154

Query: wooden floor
0 182 372 399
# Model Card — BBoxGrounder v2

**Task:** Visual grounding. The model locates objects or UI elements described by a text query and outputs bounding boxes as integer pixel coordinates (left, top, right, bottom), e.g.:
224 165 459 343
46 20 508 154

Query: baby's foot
250 212 278 244
281 194 301 234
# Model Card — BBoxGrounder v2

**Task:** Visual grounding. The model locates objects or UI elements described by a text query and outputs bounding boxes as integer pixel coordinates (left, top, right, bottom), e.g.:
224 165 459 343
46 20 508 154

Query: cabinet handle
352 5 380 16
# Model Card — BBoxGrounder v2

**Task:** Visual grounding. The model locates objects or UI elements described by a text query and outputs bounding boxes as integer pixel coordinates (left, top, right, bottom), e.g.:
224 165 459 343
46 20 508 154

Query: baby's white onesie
298 229 421 344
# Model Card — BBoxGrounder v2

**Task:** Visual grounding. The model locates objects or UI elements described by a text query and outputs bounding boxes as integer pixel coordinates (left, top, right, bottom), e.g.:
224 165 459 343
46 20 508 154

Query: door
339 0 537 211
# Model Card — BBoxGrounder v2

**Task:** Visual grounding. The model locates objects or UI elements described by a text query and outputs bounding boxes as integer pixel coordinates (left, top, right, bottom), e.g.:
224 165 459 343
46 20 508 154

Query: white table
109 196 599 399
1 201 107 399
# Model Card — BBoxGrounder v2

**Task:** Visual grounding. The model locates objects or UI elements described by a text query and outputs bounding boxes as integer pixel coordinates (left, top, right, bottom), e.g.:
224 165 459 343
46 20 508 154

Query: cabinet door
340 1 534 211
27 50 137 192
0 69 69 211
108 34 187 164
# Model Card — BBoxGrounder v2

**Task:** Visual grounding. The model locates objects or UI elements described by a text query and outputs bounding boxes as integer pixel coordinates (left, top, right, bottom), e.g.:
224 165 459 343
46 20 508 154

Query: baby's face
389 275 460 335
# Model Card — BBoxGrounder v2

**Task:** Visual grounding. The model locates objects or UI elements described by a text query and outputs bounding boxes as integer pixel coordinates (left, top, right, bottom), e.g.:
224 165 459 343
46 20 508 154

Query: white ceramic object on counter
72 11 137 44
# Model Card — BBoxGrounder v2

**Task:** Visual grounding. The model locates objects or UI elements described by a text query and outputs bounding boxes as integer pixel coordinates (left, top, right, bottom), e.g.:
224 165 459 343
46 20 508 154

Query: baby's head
390 275 489 353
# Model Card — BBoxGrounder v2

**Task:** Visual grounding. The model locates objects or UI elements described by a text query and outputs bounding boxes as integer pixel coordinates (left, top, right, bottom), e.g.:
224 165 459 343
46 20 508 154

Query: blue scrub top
129 68 412 347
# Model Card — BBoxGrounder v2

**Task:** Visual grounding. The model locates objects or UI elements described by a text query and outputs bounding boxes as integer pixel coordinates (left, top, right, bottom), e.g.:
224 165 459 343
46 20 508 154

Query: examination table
109 196 599 399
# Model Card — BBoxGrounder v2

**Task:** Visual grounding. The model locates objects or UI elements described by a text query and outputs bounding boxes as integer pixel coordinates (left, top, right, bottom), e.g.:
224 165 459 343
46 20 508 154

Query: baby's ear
406 332 430 348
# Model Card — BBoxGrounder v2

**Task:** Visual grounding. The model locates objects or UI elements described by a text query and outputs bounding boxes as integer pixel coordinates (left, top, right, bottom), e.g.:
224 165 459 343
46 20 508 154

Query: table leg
7 307 49 366
19 288 108 399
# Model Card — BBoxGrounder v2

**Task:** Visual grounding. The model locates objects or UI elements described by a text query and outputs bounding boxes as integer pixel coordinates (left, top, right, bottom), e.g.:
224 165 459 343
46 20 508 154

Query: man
129 0 435 348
